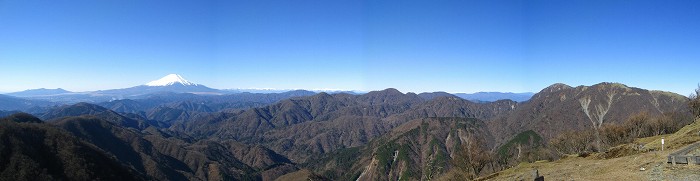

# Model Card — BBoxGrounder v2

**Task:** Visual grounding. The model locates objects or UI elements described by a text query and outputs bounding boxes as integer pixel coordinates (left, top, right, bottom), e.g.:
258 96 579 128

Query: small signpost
662 138 665 151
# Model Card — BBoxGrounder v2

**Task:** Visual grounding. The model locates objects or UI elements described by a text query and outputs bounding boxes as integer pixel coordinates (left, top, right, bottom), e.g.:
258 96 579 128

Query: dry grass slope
458 118 700 181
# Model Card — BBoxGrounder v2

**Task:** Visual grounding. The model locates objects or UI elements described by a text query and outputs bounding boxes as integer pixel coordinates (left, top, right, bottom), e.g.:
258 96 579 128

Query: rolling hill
0 82 694 180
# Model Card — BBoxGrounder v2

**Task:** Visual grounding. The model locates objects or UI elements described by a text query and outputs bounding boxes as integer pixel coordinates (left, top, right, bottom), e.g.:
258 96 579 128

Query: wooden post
690 156 696 165
672 156 676 165
662 138 665 151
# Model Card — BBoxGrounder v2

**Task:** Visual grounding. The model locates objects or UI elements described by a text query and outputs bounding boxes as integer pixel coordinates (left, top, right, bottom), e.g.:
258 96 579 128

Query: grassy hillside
439 118 700 180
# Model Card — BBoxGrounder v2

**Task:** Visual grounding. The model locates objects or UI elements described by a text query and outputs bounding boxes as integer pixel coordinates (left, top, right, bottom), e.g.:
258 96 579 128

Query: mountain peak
146 74 196 86
6 88 72 97
543 83 572 92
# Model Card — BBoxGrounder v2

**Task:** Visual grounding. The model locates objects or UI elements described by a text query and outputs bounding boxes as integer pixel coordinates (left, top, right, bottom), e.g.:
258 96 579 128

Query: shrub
689 85 700 118
550 129 595 154
550 111 691 155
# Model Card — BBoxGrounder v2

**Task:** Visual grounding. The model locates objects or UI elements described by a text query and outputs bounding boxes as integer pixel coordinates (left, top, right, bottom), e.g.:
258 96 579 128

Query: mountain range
454 92 535 102
6 88 72 97
2 74 533 105
0 74 694 180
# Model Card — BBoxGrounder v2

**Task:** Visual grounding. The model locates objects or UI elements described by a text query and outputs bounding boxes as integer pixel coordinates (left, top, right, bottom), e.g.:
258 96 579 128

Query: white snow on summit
146 74 196 86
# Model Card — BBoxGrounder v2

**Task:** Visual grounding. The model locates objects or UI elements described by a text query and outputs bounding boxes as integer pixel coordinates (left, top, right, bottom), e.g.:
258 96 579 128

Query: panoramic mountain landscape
3 0 700 180
2 74 699 180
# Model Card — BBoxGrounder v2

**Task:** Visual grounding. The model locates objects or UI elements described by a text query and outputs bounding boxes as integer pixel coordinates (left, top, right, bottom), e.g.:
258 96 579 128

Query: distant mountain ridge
3 74 222 104
3 74 362 104
6 88 72 97
0 94 57 111
225 88 365 94
95 74 220 96
454 92 535 102
4 74 533 105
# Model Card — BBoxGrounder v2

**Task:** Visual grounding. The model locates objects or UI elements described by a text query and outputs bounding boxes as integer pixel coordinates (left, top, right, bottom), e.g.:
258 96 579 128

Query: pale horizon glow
2 74 685 96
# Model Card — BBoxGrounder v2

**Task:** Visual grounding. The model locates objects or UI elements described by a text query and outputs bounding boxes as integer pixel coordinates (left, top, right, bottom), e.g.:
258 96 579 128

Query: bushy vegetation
550 111 691 154
309 146 363 180
689 85 700 118
451 136 492 180
497 130 542 158
376 142 399 173
373 140 419 180
494 130 559 168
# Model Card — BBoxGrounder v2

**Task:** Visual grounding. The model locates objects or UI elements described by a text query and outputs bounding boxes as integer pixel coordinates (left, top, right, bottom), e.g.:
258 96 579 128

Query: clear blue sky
1 0 699 95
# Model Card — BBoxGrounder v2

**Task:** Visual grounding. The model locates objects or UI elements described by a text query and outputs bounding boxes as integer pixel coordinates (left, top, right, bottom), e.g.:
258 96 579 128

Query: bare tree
550 130 594 154
689 84 700 118
625 111 650 138
452 135 492 180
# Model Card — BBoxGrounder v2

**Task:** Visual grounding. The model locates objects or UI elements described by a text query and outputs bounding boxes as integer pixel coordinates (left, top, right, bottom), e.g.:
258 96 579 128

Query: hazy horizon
0 73 679 96
2 0 699 95
2 73 539 94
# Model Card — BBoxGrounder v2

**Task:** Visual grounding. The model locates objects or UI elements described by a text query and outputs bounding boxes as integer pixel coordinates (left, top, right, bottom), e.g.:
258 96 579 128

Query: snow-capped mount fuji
93 74 220 97
146 74 197 86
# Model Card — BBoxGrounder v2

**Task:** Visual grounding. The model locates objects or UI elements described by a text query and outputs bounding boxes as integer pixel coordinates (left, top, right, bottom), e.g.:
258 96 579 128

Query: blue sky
1 0 699 95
